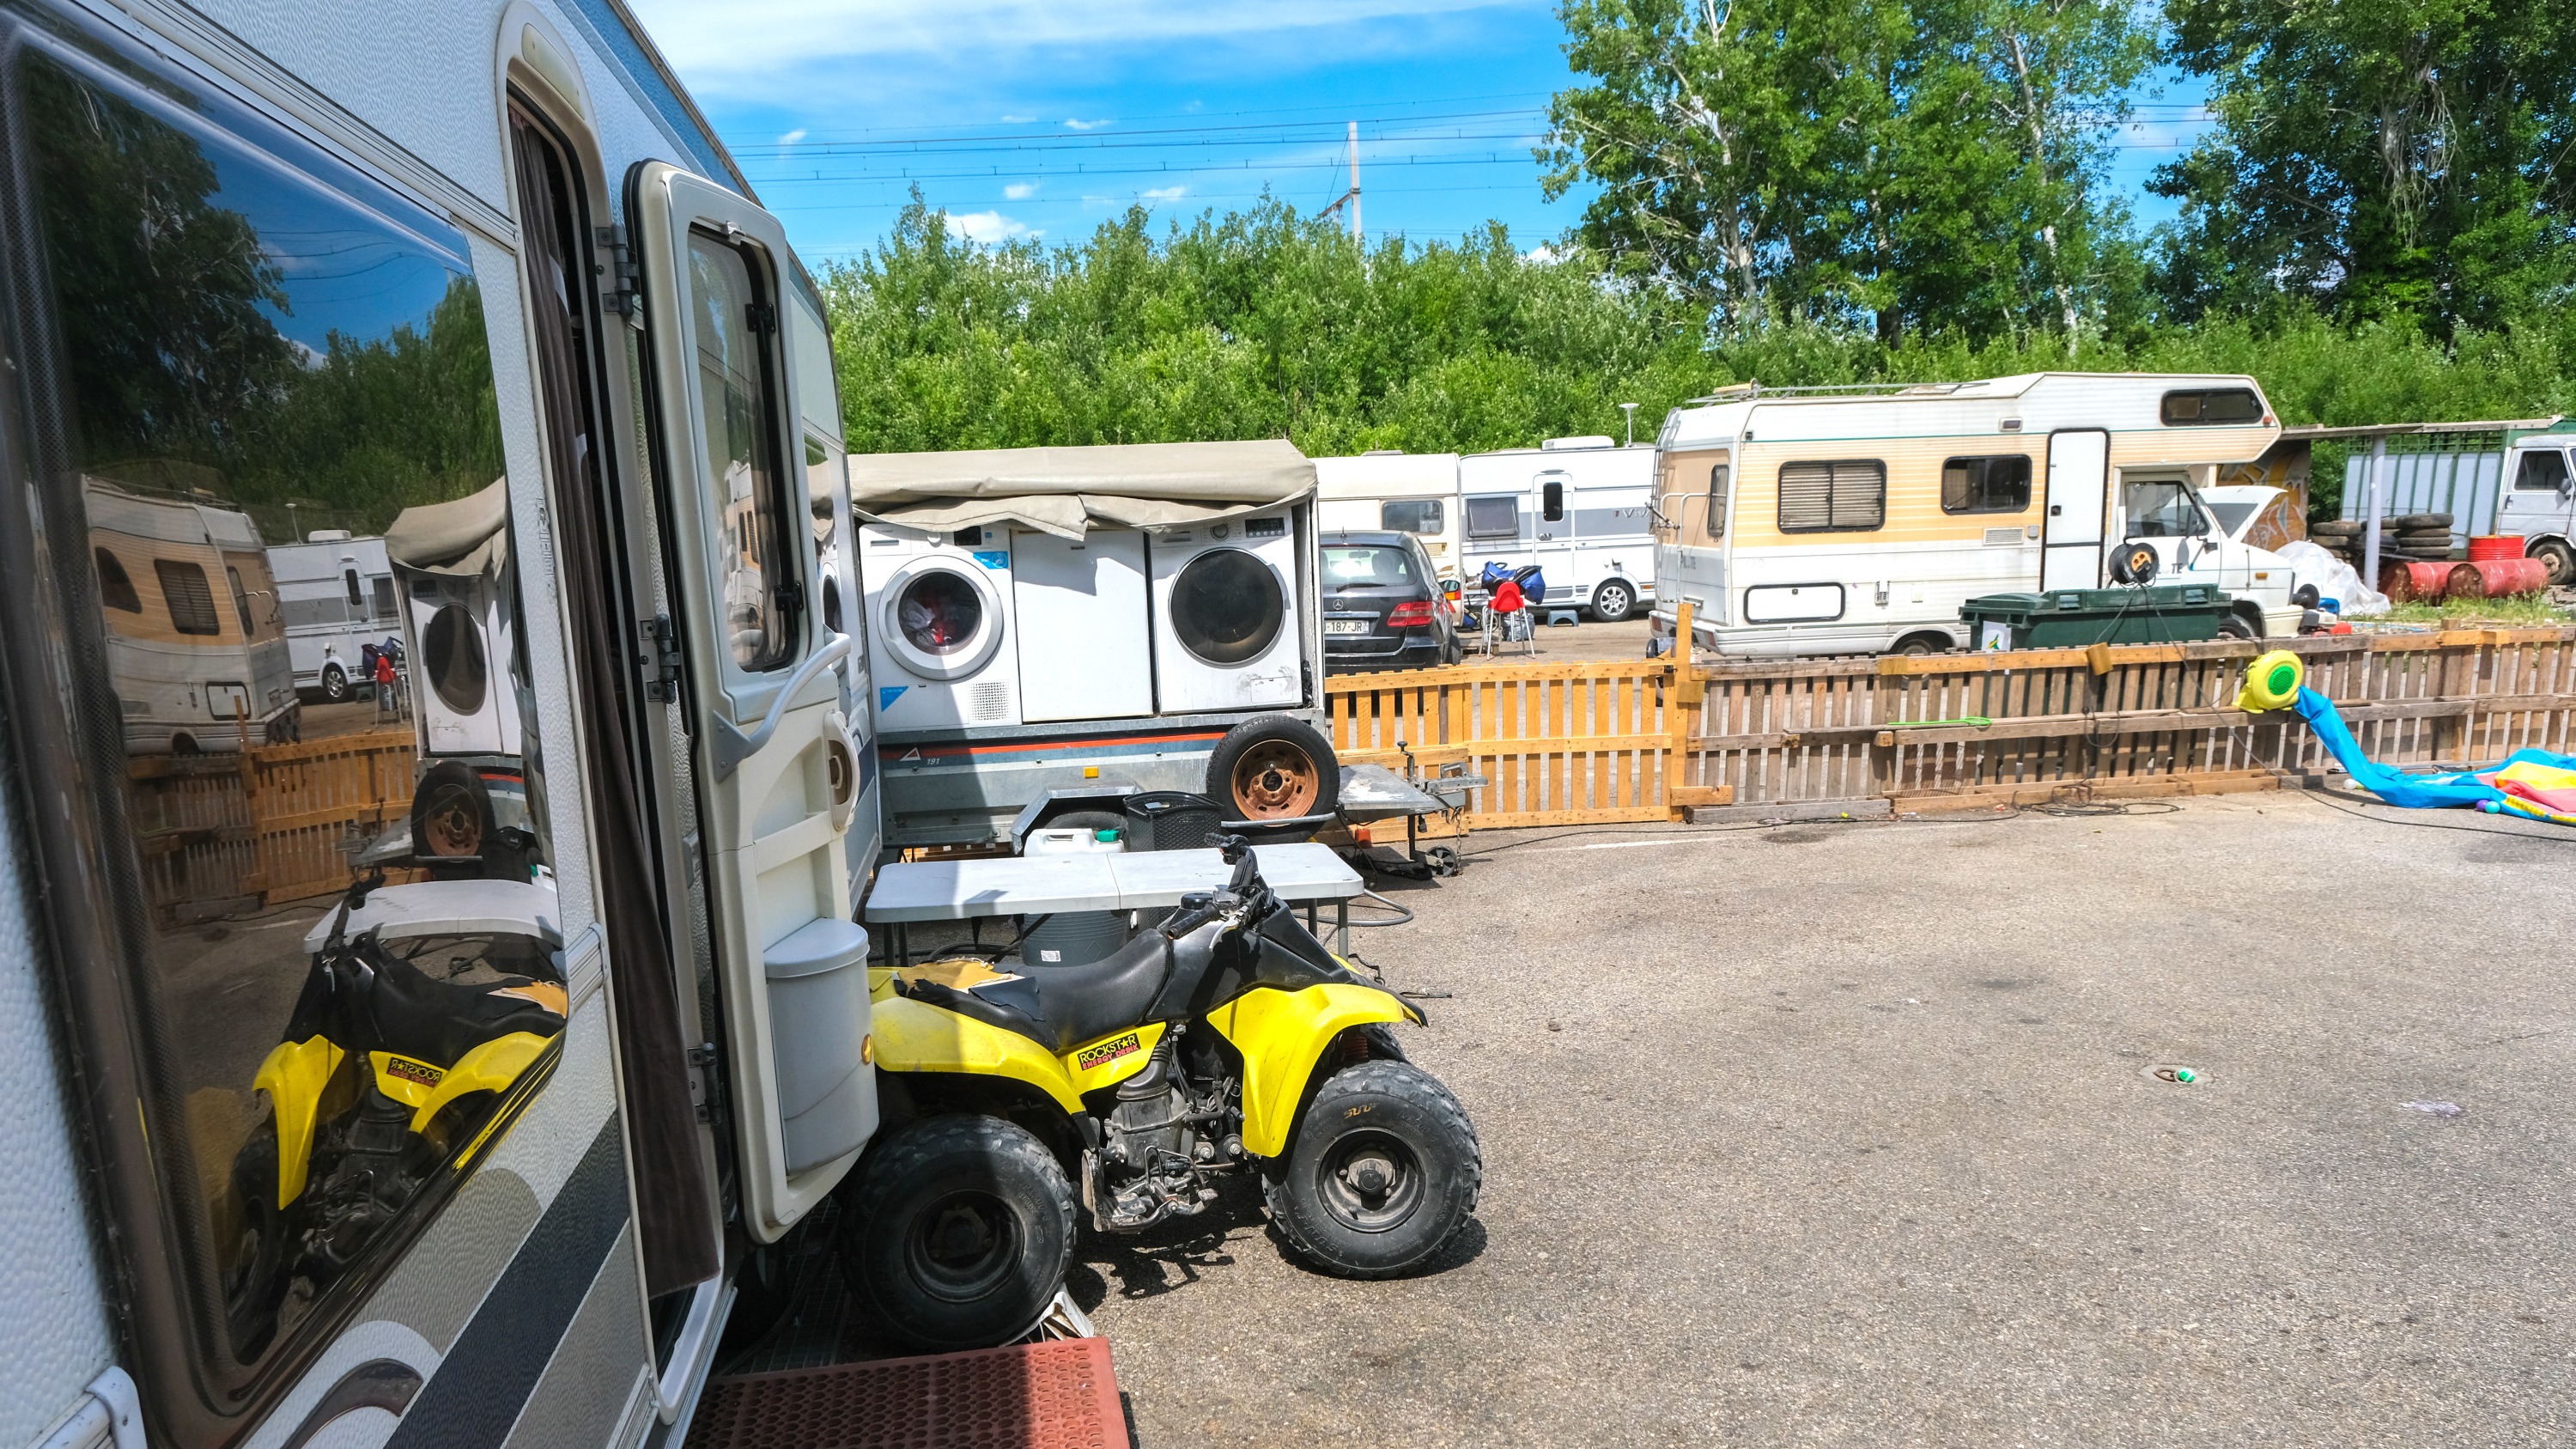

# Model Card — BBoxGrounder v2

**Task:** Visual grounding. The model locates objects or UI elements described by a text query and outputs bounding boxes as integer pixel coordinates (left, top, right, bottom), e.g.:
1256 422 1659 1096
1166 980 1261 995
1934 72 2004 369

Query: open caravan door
633 162 876 1241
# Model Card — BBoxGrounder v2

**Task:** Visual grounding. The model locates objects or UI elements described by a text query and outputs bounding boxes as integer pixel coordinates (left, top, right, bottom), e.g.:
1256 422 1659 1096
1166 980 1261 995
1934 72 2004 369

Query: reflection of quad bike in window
849 837 1481 1351
222 876 567 1359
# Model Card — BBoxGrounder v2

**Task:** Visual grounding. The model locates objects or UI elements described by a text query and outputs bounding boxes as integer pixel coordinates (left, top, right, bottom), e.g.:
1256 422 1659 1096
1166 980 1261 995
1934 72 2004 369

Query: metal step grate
686 1336 1130 1449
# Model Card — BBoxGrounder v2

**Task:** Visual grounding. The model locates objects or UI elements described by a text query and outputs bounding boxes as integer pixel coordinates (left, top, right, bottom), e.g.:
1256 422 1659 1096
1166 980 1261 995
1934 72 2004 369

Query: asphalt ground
1078 791 2576 1446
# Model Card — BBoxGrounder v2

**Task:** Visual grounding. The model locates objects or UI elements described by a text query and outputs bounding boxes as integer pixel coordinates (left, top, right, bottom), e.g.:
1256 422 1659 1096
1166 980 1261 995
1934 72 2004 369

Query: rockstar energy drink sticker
1075 1032 1143 1073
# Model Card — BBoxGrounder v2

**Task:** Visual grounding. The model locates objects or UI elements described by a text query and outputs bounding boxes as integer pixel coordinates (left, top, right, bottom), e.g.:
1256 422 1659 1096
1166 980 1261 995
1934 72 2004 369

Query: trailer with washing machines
0 2 893 1445
852 440 1343 849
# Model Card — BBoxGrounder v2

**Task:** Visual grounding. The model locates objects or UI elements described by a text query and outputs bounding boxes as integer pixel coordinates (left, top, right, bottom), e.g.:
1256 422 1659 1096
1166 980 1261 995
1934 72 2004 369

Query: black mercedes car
1320 530 1461 673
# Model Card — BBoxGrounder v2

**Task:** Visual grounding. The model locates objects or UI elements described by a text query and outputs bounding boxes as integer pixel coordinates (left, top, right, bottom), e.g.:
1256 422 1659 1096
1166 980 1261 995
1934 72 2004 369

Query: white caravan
269 530 396 701
1459 437 1658 621
0 3 884 1447
1315 450 1465 574
1649 374 2300 657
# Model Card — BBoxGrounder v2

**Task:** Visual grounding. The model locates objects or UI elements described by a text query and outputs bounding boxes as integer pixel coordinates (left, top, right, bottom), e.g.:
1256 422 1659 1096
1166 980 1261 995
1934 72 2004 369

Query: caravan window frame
1704 466 1728 536
1464 494 1521 540
2160 388 2263 426
1939 454 2033 514
1776 459 1886 533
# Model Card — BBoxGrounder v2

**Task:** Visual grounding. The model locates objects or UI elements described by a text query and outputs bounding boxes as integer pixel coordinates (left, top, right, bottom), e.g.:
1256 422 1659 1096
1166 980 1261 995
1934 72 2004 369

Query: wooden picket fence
129 728 417 920
1323 624 2576 826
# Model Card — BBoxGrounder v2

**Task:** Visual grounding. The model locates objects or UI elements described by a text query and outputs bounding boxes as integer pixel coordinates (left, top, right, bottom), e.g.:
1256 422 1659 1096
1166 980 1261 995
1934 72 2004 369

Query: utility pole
1619 402 1639 447
1347 121 1361 245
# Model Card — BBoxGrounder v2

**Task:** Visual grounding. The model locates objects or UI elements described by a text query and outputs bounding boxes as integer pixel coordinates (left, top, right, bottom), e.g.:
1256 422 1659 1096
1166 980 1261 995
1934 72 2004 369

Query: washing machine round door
1170 547 1285 665
880 557 1005 680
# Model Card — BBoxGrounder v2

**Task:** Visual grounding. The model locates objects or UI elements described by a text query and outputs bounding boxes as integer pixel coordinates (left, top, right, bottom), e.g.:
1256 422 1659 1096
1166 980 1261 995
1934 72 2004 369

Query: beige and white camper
1649 374 2300 657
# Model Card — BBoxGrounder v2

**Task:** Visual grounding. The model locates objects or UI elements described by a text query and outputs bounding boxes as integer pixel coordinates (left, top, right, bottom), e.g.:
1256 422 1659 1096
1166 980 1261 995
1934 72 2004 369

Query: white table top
864 843 1364 922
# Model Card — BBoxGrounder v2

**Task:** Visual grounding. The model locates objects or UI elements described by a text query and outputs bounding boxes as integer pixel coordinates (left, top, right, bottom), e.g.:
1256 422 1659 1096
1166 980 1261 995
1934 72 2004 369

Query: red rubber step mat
686 1336 1130 1449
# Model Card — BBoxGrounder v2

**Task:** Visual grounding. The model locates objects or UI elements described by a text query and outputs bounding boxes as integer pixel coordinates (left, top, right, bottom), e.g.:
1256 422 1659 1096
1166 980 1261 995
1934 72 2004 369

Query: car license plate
1324 618 1370 635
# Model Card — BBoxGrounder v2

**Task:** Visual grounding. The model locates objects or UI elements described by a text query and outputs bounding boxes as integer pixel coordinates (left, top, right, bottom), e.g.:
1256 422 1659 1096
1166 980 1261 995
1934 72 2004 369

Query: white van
1315 450 1465 575
1459 437 1657 621
1650 374 2303 656
269 530 396 701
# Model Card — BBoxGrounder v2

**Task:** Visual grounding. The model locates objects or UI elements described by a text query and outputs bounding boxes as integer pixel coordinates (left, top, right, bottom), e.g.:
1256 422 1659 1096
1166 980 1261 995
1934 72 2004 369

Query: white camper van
1649 375 2301 657
1315 450 1465 575
0 3 886 1446
269 531 396 701
1460 437 1657 621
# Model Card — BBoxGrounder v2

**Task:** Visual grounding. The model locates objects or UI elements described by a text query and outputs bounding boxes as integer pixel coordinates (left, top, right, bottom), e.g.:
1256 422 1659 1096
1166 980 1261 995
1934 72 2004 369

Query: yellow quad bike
848 837 1482 1351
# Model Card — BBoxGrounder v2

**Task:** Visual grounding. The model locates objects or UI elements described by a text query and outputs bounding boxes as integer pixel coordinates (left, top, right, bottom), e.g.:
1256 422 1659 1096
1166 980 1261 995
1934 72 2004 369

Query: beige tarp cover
385 477 510 578
848 439 1314 539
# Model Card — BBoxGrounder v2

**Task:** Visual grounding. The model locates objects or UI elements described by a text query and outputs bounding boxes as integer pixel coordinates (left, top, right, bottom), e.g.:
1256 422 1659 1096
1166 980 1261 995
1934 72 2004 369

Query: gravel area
1079 792 2576 1446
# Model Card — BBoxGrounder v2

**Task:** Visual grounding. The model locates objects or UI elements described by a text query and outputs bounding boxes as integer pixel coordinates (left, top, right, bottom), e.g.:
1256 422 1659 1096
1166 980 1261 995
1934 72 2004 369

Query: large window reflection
16 45 560 1371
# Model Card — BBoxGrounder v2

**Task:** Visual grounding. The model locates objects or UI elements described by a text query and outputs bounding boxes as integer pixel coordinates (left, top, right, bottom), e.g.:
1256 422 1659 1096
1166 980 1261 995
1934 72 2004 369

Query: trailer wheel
1208 715 1340 821
2534 539 2576 588
321 665 350 703
1589 578 1637 623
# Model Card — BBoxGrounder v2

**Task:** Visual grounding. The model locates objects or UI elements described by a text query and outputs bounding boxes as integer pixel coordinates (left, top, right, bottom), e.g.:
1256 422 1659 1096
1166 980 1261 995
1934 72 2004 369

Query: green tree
2153 0 2576 331
1541 0 2151 346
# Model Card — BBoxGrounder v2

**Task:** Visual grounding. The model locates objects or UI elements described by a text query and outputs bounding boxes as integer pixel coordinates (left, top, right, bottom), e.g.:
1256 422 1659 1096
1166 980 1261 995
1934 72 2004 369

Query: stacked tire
2308 514 2454 563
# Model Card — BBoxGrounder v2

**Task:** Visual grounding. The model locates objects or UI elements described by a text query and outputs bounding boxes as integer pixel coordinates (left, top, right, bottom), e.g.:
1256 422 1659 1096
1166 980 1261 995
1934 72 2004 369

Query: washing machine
1149 511 1304 713
859 523 1021 730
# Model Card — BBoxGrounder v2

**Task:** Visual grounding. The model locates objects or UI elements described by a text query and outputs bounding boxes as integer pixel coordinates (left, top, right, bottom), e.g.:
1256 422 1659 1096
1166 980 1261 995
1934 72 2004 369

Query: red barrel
2468 535 2524 563
2451 557 2549 599
2380 560 2458 601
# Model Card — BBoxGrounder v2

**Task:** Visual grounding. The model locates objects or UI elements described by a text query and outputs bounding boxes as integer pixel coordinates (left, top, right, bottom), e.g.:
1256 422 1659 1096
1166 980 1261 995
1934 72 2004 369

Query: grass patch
2380 594 2572 626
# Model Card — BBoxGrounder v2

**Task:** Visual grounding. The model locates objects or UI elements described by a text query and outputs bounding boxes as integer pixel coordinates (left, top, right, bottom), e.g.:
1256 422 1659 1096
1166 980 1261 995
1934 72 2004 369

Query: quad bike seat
902 925 1210 1056
311 941 568 1067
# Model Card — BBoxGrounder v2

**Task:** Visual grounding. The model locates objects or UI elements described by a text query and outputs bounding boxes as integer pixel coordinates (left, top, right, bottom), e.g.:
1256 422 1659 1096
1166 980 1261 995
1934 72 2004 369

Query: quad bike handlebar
1161 834 1275 941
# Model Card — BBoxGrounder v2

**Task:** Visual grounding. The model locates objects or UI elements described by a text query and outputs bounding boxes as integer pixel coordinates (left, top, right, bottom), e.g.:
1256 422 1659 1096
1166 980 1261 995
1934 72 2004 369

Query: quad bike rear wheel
838 1115 1074 1353
1266 1060 1480 1278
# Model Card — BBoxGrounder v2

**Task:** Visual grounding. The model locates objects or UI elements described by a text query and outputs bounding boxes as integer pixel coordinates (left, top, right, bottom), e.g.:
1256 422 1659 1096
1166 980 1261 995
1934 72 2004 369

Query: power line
732 107 1547 155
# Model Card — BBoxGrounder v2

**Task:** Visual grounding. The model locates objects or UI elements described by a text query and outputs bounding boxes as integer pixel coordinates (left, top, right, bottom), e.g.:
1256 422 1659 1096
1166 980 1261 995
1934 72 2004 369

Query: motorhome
269 530 397 701
1315 450 1464 575
853 440 1340 849
1460 437 1657 622
1648 375 2300 658
84 478 301 752
0 3 883 1447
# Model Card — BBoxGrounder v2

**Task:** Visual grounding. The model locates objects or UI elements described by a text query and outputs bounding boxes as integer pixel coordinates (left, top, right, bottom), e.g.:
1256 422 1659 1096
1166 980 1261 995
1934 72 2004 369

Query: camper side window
1777 460 1886 533
1466 495 1522 540
3 32 551 1413
2161 388 2263 425
1705 466 1728 536
1382 499 1443 535
1941 456 2032 514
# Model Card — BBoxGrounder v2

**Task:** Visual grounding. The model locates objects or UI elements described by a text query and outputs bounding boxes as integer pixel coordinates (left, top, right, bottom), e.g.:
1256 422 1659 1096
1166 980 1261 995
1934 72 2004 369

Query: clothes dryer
860 523 1021 729
1149 511 1304 712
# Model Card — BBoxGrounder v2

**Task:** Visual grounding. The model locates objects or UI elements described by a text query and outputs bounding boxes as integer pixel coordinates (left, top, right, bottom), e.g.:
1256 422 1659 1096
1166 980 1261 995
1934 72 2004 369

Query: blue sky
627 0 2210 266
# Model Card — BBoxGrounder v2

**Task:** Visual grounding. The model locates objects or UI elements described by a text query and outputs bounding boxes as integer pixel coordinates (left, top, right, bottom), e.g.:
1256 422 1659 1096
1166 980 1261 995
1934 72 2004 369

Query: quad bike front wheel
1267 1060 1481 1278
838 1115 1074 1353
223 1129 290 1361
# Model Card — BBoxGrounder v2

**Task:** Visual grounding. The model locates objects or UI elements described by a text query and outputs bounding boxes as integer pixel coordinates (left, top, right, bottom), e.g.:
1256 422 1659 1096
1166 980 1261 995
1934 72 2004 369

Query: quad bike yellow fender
871 994 1167 1109
253 1036 344 1207
1209 983 1423 1159
367 1032 559 1134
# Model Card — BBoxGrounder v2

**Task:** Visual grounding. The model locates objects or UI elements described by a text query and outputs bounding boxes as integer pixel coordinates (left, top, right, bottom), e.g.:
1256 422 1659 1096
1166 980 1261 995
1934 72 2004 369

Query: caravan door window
1705 466 1728 536
2 28 551 1427
1941 456 2032 514
688 231 798 672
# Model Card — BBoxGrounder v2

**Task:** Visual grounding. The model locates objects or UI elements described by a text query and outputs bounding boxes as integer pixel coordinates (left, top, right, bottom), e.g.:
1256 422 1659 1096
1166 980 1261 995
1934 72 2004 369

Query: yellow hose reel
2233 649 2305 713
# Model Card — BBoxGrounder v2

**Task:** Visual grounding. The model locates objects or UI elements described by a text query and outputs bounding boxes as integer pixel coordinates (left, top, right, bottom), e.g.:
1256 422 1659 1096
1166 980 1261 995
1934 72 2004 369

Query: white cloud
1139 185 1188 202
999 114 1036 124
776 127 807 144
1064 118 1113 131
1004 182 1038 200
942 209 1035 243
626 0 1504 82
1524 242 1560 265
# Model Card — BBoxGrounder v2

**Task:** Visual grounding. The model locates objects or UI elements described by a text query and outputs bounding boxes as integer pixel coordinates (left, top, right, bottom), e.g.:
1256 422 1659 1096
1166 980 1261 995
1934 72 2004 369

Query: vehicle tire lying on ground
838 1114 1075 1353
1265 1058 1482 1278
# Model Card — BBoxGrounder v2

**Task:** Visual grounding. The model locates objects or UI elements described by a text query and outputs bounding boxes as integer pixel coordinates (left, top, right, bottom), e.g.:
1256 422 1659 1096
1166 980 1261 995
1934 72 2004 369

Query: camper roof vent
307 529 353 542
1540 435 1616 451
1362 449 1406 456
